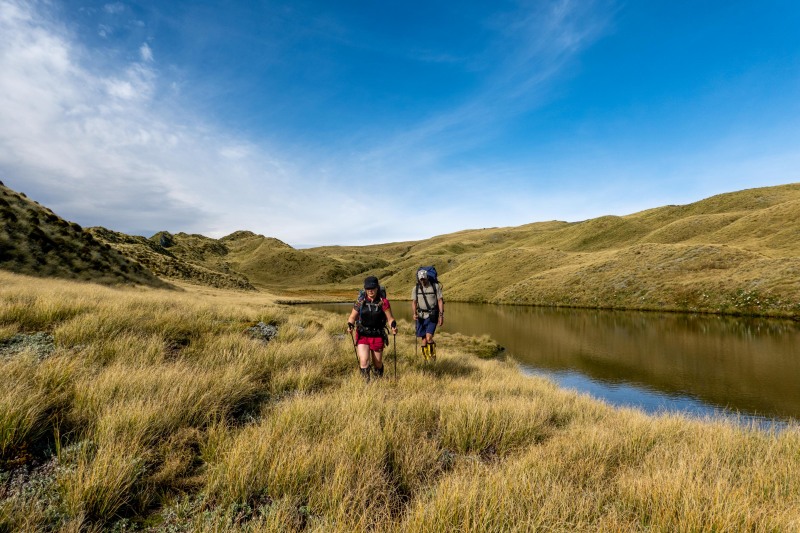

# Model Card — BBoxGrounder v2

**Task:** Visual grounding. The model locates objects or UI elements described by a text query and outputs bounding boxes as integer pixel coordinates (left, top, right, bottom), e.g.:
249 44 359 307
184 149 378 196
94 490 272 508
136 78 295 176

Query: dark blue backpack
417 266 438 284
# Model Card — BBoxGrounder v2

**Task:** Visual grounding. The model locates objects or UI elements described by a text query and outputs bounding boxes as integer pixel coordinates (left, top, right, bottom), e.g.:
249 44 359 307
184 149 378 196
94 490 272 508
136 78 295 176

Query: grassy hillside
219 231 352 286
312 183 800 318
1 271 798 531
88 228 366 291
0 183 169 289
88 228 257 291
3 180 798 317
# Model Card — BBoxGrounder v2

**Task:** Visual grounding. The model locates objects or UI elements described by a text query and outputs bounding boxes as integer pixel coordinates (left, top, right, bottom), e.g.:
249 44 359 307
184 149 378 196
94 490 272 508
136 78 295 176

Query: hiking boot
421 344 429 361
373 366 384 378
360 367 370 382
429 342 436 361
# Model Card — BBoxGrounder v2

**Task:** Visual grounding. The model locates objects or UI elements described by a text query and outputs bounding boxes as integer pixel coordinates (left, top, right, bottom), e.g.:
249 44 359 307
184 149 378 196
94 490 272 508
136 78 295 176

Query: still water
310 301 800 426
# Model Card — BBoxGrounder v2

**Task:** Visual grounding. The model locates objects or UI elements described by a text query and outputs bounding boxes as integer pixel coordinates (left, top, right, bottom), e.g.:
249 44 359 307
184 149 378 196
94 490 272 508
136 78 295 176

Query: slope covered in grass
219 231 354 286
88 228 256 291
319 183 800 317
0 271 798 531
0 183 168 288
3 180 798 316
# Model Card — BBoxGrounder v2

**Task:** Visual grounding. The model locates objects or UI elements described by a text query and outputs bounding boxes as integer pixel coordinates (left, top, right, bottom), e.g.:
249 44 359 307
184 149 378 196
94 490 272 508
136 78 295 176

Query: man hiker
347 275 398 382
412 267 443 361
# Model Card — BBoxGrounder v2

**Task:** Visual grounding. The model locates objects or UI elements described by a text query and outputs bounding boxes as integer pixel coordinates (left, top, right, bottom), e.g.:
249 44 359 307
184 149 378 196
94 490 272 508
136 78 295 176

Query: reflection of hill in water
388 303 800 420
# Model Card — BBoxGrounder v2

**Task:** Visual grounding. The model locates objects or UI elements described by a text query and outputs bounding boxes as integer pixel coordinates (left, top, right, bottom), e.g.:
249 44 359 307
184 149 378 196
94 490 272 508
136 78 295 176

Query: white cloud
219 145 251 160
0 0 363 243
140 42 153 62
6 0 789 247
103 2 125 15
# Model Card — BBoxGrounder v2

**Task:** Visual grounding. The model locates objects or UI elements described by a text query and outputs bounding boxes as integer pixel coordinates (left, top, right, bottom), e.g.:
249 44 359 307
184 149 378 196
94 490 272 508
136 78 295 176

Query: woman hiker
347 275 398 381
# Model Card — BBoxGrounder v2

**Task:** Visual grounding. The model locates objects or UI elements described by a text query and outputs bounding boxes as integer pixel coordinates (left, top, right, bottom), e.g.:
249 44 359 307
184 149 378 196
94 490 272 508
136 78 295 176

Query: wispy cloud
103 2 125 15
10 0 758 247
140 42 153 62
0 0 364 243
352 1 614 177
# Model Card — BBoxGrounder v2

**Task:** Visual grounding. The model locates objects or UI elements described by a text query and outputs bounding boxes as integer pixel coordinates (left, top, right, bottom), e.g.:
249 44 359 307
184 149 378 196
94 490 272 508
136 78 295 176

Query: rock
246 322 278 342
0 332 55 360
150 231 175 248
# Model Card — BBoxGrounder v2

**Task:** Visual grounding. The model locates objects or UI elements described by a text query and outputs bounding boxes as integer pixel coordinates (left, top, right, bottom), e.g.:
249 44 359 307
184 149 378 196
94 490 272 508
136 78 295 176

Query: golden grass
1 270 799 531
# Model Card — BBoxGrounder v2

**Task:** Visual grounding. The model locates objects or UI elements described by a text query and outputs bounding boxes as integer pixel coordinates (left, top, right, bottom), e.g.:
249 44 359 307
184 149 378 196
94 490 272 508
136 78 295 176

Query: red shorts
356 335 385 352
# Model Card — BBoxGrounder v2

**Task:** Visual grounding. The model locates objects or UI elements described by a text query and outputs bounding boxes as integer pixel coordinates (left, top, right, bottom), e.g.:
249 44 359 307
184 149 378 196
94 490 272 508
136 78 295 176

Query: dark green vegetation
2 181 799 317
0 184 168 288
87 227 256 291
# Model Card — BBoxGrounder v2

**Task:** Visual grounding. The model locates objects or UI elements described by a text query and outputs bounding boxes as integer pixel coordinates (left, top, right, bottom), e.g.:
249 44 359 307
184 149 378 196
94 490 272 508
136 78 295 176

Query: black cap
364 276 379 289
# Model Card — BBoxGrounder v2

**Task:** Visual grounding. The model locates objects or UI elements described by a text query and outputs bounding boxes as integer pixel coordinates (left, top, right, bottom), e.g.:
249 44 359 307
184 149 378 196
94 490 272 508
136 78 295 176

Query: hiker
412 267 443 360
347 275 398 381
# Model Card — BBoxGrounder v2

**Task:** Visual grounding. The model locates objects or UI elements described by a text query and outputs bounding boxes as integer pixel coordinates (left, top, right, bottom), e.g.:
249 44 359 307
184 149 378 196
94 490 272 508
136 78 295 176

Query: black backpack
358 285 386 301
356 286 388 337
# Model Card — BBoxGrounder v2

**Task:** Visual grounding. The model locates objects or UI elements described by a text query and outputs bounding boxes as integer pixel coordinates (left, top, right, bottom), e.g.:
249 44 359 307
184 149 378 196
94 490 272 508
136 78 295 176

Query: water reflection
310 302 800 424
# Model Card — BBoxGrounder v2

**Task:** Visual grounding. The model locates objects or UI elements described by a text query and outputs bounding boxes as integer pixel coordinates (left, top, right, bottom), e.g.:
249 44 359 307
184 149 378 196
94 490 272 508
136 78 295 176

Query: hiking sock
429 342 436 360
373 365 384 378
421 344 429 360
360 367 370 382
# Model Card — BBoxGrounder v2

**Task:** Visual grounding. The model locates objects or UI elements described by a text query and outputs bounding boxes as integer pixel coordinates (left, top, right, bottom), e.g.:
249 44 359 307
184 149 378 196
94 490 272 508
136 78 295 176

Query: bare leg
357 343 372 368
372 350 384 377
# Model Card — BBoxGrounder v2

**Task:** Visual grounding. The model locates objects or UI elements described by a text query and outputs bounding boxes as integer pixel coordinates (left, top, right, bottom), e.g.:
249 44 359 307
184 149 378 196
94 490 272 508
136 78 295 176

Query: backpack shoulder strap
418 281 434 311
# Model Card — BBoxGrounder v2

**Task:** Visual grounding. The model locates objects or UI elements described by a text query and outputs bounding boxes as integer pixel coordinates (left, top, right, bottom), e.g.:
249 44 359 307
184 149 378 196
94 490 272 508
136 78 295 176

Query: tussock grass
60 438 148 522
0 352 75 460
0 290 92 332
1 270 799 531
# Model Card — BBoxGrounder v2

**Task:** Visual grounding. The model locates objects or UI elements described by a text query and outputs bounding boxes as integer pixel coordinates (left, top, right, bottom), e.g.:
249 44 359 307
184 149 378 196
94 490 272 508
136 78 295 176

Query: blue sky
1 0 799 246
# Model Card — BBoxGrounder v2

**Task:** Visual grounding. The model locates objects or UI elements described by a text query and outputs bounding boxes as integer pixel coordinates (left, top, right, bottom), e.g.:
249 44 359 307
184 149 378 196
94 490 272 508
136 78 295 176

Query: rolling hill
0 182 169 288
309 183 800 317
86 227 257 291
1 180 798 317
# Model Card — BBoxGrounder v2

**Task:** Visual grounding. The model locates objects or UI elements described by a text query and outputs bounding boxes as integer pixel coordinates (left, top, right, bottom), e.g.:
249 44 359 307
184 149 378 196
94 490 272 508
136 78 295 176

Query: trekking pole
347 328 359 365
393 332 397 382
415 319 418 358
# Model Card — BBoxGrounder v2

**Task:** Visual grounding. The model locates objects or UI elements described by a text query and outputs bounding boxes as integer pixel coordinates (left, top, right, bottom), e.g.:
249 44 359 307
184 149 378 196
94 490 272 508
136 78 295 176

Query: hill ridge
1 180 798 316
0 183 170 288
